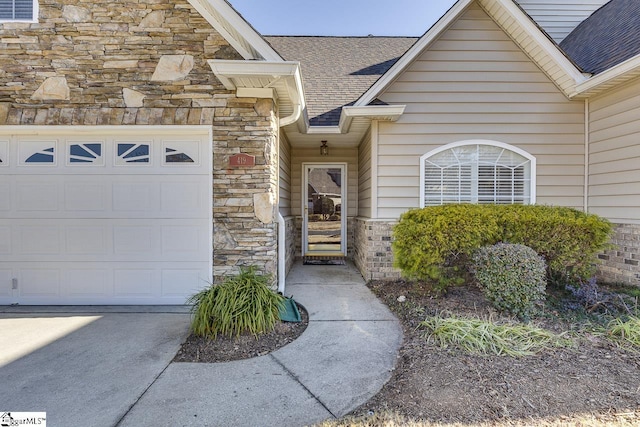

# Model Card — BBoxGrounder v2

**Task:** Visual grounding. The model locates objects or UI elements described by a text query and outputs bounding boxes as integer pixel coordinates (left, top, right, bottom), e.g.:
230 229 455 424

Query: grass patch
419 314 570 357
606 316 640 349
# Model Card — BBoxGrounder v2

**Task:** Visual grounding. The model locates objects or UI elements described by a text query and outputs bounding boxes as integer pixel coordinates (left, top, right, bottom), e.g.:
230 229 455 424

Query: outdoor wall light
320 140 329 156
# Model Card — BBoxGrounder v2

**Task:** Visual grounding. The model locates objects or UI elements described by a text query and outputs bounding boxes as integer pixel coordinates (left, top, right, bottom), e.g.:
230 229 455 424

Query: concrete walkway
120 261 403 427
0 261 402 427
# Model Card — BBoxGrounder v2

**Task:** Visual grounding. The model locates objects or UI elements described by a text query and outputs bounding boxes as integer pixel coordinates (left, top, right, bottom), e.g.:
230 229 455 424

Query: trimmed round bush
472 243 547 319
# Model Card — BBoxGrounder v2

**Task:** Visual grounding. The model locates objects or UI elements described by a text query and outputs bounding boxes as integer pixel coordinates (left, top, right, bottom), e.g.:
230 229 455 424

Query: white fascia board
575 54 640 96
355 0 474 107
490 0 587 92
189 0 283 61
339 105 406 133
306 126 342 134
208 60 300 78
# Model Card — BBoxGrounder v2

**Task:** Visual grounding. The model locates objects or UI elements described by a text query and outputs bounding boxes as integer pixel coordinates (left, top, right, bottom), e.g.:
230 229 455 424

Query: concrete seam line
113 359 175 426
268 353 338 419
309 319 398 323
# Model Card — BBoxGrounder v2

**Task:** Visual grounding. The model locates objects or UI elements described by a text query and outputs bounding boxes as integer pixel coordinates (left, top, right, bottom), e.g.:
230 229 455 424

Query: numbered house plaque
229 153 255 168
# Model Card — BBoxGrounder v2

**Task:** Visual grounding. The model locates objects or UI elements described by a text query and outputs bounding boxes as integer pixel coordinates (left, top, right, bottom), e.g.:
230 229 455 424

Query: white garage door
0 127 212 305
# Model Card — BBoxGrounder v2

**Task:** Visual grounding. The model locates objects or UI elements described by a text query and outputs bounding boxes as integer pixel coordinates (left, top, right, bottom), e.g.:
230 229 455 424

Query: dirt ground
354 280 640 425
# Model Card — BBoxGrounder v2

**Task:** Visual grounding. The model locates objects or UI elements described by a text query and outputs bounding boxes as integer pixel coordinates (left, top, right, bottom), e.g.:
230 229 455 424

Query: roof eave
338 105 406 133
208 60 306 126
188 0 283 61
575 55 640 98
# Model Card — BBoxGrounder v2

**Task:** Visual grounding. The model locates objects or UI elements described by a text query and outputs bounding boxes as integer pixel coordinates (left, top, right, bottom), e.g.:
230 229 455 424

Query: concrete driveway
0 306 190 427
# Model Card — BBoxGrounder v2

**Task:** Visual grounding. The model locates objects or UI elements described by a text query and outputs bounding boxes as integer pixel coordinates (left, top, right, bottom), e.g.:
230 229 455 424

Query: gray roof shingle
560 0 640 74
265 36 417 126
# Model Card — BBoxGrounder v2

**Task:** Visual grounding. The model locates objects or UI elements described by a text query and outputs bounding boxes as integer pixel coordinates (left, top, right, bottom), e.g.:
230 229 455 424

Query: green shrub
187 267 285 338
472 243 547 319
392 204 611 288
392 204 502 288
497 205 612 283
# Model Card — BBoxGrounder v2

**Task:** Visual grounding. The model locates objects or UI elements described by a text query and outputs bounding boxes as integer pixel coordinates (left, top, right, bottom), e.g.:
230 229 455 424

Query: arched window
420 140 536 207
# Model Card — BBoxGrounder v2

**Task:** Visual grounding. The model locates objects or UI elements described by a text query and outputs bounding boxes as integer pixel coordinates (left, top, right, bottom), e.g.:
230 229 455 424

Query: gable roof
355 0 588 106
265 36 416 126
560 0 640 75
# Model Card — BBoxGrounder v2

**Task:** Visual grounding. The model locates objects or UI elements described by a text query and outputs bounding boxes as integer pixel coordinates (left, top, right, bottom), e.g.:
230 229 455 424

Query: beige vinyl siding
279 132 292 217
588 77 640 224
358 128 372 218
516 0 609 43
376 3 584 219
291 147 358 218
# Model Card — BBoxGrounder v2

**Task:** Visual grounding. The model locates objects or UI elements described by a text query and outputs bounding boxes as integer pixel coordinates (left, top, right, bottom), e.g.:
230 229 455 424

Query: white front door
302 163 346 257
0 127 212 305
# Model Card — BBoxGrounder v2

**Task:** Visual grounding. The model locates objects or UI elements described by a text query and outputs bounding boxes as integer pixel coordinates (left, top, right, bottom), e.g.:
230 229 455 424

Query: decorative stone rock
254 192 275 224
254 98 273 117
104 60 138 69
214 223 238 250
31 77 70 101
62 5 91 23
151 55 194 81
139 10 165 28
123 88 145 108
0 103 9 124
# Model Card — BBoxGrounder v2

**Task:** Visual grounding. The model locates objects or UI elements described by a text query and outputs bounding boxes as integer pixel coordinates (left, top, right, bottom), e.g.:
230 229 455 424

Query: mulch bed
351 280 640 425
173 304 308 363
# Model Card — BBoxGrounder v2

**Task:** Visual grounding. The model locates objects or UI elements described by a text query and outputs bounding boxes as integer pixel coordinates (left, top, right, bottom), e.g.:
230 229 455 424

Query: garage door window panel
69 143 103 164
116 143 150 164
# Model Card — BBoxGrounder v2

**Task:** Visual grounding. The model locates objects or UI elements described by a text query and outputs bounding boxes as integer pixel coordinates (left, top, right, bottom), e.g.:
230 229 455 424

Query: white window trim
419 139 537 208
0 0 38 23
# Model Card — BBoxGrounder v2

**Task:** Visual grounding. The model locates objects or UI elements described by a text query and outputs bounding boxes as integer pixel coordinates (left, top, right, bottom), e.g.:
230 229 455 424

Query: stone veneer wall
597 223 640 287
353 218 401 281
0 0 281 282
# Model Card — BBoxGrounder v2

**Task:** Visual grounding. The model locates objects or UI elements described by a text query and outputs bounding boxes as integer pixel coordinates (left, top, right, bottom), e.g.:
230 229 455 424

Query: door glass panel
306 166 343 254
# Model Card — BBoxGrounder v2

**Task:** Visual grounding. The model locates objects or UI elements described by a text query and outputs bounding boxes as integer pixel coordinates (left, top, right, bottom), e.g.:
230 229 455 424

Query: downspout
584 99 589 213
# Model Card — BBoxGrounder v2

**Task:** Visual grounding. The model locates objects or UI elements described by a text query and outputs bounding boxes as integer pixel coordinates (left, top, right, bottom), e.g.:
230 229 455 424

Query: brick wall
0 0 281 282
283 216 296 274
353 218 401 281
597 223 640 286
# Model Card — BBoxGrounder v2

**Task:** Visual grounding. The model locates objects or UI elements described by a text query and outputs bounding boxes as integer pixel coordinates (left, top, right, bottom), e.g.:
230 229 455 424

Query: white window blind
0 0 35 20
421 142 535 207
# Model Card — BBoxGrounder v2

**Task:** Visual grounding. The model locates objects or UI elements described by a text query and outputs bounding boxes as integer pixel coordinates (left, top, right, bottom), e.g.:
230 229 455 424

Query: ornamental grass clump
420 314 569 357
187 267 285 338
472 243 547 319
606 316 640 349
